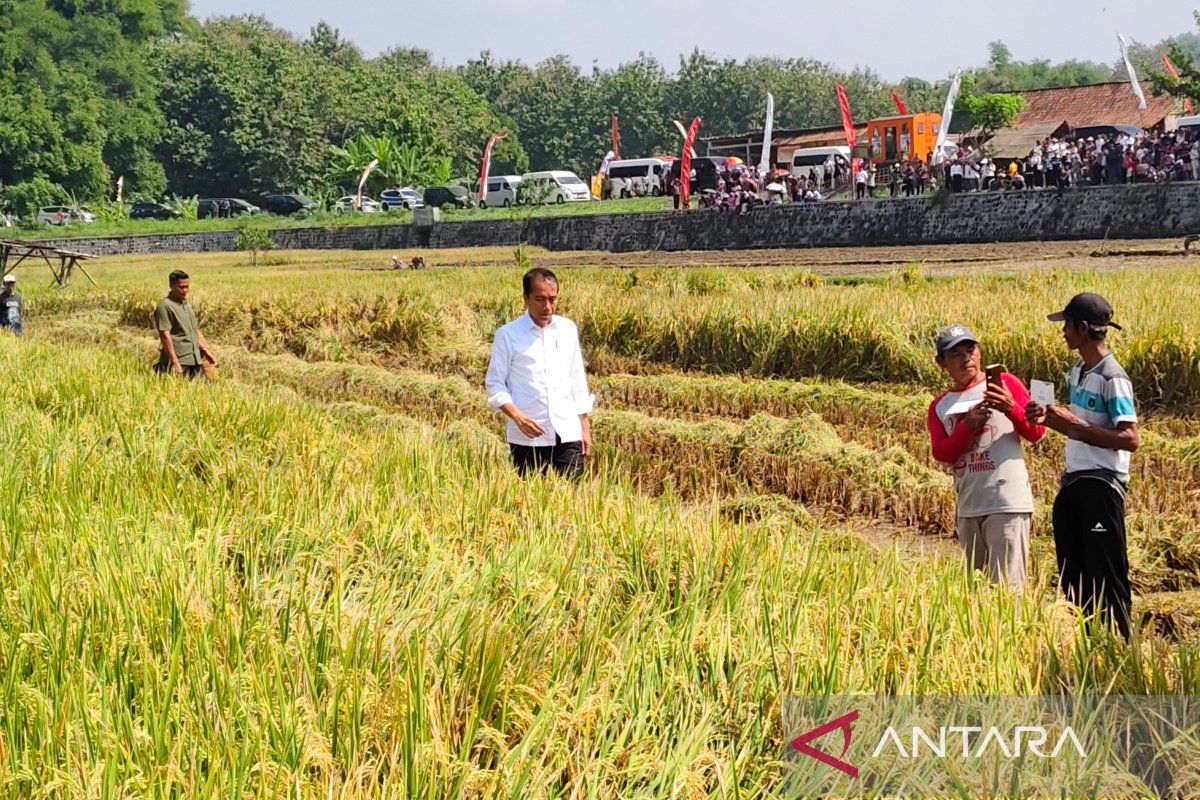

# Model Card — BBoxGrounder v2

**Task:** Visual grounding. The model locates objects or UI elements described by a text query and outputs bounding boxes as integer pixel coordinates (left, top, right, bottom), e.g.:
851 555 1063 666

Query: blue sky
188 0 1198 81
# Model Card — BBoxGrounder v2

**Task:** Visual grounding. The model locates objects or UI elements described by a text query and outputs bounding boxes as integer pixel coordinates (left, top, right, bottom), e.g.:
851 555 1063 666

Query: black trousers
1053 478 1132 639
509 435 584 478
154 361 205 379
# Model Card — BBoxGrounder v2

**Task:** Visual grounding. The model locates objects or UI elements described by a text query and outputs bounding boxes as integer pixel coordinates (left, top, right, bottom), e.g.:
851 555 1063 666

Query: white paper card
1031 379 1056 408
945 398 983 417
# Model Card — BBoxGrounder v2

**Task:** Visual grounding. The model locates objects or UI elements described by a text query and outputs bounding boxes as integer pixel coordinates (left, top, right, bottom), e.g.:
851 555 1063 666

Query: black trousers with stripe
1052 478 1132 639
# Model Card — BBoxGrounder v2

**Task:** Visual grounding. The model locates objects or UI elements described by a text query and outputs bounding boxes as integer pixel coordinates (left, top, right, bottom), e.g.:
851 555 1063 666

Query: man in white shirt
485 268 595 477
855 166 869 199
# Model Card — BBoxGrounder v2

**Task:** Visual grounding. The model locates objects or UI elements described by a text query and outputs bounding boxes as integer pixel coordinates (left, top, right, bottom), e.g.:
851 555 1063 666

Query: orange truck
866 113 943 164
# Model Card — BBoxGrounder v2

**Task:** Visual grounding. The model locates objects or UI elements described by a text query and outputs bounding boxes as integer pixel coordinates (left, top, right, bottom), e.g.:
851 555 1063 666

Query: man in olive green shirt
155 270 216 378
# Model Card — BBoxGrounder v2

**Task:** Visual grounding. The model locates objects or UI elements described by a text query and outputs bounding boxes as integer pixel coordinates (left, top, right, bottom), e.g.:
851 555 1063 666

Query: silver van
482 175 523 208
607 158 668 197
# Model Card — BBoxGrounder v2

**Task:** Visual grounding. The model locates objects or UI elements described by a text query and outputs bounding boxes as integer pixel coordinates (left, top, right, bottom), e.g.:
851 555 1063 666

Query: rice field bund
4 241 1200 798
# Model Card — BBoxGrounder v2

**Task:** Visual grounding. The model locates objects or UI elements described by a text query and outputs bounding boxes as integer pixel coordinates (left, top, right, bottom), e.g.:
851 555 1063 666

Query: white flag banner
1117 33 1148 110
673 119 698 158
116 175 124 203
356 159 379 209
932 69 962 165
759 93 775 176
599 150 615 176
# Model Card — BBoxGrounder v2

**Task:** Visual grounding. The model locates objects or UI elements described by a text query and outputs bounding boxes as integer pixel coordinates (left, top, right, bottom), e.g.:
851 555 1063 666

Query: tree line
2 0 1197 216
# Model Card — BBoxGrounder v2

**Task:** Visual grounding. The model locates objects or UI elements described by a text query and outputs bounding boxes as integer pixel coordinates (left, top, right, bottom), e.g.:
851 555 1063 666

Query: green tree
1148 13 1200 106
0 0 187 212
150 16 329 197
964 93 1026 140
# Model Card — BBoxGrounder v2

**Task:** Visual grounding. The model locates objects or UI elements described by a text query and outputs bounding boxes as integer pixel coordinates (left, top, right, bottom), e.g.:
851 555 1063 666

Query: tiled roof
1013 82 1179 130
985 122 1068 158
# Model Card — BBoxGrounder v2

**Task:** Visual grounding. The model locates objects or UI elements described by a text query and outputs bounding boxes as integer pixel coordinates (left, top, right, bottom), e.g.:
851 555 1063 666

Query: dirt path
530 238 1196 276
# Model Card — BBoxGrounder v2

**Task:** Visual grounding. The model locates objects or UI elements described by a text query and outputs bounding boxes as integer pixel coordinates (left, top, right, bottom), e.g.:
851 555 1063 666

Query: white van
607 158 668 198
481 175 523 208
518 170 592 204
790 146 851 187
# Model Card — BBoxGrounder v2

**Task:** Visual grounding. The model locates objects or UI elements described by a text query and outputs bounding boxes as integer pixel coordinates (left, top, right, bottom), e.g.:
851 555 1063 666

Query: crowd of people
936 126 1200 194
656 124 1200 209
666 161 833 212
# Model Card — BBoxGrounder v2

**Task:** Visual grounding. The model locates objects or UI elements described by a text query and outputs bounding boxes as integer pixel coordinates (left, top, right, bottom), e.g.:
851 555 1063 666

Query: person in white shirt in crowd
855 165 869 199
981 158 996 187
486 267 595 478
949 159 964 192
965 160 981 192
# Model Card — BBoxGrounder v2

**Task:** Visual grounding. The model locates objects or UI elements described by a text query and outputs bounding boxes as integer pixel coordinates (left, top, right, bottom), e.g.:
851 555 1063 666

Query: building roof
775 125 867 149
984 122 1069 159
703 124 843 147
702 123 870 153
1012 82 1179 131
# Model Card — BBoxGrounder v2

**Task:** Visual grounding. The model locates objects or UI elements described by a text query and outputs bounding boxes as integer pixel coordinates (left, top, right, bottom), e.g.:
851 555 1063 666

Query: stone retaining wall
28 183 1199 258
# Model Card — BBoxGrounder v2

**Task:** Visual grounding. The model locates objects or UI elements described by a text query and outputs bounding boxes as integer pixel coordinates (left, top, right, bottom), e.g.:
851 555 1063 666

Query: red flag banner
837 84 857 148
680 117 701 210
1162 54 1195 114
479 133 508 204
892 91 909 115
612 116 621 159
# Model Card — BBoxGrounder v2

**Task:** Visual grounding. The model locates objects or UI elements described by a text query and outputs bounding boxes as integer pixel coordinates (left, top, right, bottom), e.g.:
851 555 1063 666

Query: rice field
4 242 1200 798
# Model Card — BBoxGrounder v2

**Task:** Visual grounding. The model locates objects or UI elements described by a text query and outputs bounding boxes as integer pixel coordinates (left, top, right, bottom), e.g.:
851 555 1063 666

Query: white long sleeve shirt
485 312 595 445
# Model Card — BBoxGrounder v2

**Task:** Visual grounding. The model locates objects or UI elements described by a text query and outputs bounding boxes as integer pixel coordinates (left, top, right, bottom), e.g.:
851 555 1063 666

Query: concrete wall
29 183 1200 258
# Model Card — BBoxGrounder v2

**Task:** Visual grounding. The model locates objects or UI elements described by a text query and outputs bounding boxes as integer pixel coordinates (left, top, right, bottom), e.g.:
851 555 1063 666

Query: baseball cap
2 275 15 284
1047 293 1122 330
935 324 979 354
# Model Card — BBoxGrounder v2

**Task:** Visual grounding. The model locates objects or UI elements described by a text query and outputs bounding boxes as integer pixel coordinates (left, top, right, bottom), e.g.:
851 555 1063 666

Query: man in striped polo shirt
1027 293 1140 639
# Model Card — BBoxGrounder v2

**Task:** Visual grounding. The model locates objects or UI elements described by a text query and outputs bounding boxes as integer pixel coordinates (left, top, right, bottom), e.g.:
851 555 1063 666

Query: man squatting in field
1027 293 1139 639
928 326 1046 588
155 270 218 379
485 267 594 477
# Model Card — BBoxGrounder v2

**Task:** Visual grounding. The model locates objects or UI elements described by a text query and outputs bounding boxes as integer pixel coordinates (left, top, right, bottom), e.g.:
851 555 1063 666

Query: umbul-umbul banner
479 134 508 205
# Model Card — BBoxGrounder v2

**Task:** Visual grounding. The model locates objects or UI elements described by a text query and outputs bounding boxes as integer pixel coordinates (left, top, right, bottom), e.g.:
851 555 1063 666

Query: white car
379 187 424 211
334 196 381 214
37 205 96 225
481 175 523 208
518 171 592 204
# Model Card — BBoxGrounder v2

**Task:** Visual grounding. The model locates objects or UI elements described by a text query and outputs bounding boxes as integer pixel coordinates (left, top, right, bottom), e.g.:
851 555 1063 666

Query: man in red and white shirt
927 326 1046 588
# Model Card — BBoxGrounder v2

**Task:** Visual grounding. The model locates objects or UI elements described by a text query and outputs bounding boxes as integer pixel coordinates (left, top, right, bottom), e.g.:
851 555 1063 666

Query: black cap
1047 293 1122 331
935 324 979 354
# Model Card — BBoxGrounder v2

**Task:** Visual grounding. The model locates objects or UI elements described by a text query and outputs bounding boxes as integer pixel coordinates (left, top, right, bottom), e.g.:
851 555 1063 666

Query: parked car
668 156 729 194
480 175 522 208
379 187 424 211
130 202 183 221
196 198 260 219
334 195 381 214
517 171 592 204
423 185 471 209
259 194 316 216
37 206 96 225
